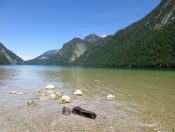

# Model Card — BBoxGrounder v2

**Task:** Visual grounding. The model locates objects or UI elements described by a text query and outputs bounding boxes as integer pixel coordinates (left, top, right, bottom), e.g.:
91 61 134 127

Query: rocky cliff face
56 38 87 63
47 34 102 64
0 42 24 64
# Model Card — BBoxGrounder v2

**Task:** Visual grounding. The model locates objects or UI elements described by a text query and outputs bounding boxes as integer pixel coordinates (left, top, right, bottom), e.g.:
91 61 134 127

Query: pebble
56 92 62 98
27 100 37 107
10 91 17 94
73 89 83 96
16 92 26 95
10 91 26 95
61 95 71 104
45 84 55 90
106 94 115 101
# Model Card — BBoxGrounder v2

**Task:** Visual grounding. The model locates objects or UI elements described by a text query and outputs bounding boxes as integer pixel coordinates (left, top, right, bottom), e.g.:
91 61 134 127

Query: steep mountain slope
27 34 102 65
0 42 24 64
47 34 102 64
25 50 58 64
52 38 87 64
74 0 175 68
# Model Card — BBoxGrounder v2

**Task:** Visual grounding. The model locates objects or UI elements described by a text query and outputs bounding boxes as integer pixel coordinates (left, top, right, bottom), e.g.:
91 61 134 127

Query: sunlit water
0 65 175 132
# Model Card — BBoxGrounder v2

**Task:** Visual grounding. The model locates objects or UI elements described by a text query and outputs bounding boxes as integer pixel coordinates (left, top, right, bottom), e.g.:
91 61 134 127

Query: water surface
0 65 175 132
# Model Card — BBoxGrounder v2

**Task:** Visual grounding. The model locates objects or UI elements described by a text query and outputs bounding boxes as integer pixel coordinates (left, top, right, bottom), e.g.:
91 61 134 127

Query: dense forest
73 0 175 68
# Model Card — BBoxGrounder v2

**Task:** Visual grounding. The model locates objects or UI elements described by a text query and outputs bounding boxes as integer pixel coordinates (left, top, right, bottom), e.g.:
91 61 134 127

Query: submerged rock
16 92 26 95
140 123 157 131
10 91 26 95
37 89 55 96
55 92 62 98
50 94 59 100
45 84 55 90
10 91 17 94
106 94 115 101
61 95 71 104
27 100 37 107
73 89 83 96
62 107 72 115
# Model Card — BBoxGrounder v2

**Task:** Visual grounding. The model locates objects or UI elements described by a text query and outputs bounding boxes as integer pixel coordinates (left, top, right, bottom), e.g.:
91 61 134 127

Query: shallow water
0 65 175 132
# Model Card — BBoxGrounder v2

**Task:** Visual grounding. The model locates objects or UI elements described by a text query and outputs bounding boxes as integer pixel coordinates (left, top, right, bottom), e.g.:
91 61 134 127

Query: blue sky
0 0 160 60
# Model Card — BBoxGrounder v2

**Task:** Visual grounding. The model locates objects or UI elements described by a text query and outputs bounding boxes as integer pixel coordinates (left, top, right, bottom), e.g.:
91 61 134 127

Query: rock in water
50 94 59 100
16 92 26 95
27 100 37 107
106 94 115 101
72 107 97 119
62 107 72 115
10 91 17 94
73 89 83 96
61 95 71 103
56 92 62 98
45 84 55 90
10 91 26 95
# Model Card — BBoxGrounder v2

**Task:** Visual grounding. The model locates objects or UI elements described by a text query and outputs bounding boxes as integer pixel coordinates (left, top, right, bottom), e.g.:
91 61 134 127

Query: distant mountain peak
71 38 82 42
84 33 100 39
25 49 58 65
84 33 101 43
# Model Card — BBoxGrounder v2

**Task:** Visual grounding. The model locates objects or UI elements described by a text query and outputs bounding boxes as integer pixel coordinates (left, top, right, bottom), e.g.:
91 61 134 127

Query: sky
0 0 160 60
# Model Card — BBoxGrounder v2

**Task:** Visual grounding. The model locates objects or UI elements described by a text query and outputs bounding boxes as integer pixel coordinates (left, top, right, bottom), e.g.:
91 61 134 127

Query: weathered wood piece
72 106 97 119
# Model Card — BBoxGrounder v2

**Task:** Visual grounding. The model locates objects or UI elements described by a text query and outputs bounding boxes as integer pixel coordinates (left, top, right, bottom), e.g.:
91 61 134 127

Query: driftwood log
72 106 97 119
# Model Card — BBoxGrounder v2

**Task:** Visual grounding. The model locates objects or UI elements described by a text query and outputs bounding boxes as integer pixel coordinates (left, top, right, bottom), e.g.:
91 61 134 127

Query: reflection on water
0 65 175 132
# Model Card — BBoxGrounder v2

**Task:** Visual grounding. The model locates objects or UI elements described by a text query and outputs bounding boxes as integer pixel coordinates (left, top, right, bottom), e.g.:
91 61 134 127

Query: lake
0 65 175 132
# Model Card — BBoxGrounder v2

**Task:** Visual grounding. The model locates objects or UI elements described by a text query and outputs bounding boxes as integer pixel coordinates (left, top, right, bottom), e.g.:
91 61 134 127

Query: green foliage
25 0 175 68
74 0 175 68
0 54 10 64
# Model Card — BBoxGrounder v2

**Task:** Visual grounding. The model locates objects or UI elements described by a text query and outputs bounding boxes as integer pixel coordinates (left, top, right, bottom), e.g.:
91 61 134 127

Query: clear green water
0 65 175 132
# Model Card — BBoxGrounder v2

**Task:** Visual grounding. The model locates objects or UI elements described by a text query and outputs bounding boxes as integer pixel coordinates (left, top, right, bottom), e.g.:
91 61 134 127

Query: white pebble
61 95 71 103
73 89 83 96
55 92 62 98
10 91 17 94
106 94 115 101
45 84 55 90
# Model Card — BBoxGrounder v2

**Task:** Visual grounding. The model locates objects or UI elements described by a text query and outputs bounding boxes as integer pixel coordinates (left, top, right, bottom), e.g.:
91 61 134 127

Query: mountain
27 0 175 68
0 42 24 64
52 38 87 64
25 50 58 65
47 34 103 64
74 0 175 68
84 33 102 44
27 34 102 65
